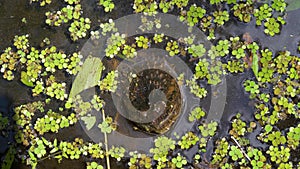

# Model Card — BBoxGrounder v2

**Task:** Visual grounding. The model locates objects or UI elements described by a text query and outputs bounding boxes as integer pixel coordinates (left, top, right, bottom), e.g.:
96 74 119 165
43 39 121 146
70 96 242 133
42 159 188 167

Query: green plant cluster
98 116 115 133
177 132 199 149
45 1 92 41
100 19 118 36
228 145 243 161
180 4 206 26
105 33 126 58
211 138 229 165
253 3 286 36
30 0 52 6
153 33 164 43
224 60 245 73
198 121 218 137
69 17 91 41
213 10 229 26
194 59 209 79
166 40 180 56
34 110 77 135
109 146 126 161
135 35 150 49
243 80 260 98
128 152 152 169
247 147 269 169
232 2 254 23
287 124 300 149
133 0 158 16
188 106 206 122
0 112 9 130
149 136 175 163
171 154 188 168
13 101 44 146
186 77 208 98
98 0 115 12
188 44 206 58
86 162 104 169
44 75 68 100
266 146 290 164
229 113 247 137
98 70 118 92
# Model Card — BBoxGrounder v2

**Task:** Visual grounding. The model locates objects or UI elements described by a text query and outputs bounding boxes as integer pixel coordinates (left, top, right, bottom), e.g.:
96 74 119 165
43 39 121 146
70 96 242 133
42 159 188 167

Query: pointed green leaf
20 71 34 87
69 56 103 98
81 116 96 130
252 54 259 78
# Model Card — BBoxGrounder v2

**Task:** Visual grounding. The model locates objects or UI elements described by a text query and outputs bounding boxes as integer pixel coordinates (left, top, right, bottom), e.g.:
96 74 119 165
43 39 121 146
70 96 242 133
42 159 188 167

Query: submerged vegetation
0 0 299 169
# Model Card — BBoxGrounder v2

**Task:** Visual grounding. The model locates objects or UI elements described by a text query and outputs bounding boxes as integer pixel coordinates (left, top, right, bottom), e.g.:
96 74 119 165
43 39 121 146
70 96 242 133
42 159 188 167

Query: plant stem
37 151 62 162
102 108 111 169
230 136 251 162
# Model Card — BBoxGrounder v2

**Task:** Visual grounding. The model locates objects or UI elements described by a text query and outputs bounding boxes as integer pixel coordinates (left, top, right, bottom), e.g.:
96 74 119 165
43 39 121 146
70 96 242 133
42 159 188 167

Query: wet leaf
20 71 34 87
69 56 103 98
252 54 259 78
81 116 96 130
286 0 300 11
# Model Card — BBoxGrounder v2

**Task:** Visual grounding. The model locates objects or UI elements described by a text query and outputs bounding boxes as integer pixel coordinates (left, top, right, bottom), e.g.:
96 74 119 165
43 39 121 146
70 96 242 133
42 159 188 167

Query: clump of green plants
86 162 104 169
171 154 188 168
247 147 269 169
133 0 158 16
128 152 152 169
135 36 150 49
30 0 52 6
232 2 254 23
149 136 175 164
166 40 180 56
198 121 218 137
194 59 209 79
100 19 117 36
68 17 91 41
98 116 115 133
98 0 115 12
266 146 290 164
213 10 229 26
186 77 208 98
224 60 245 73
105 33 126 58
177 132 199 149
153 33 164 43
188 106 206 122
243 80 260 98
188 44 206 58
215 39 230 57
271 0 286 12
229 113 247 138
180 4 206 26
98 70 118 92
45 75 68 100
253 4 272 26
264 17 285 36
228 145 243 161
109 146 126 161
287 124 300 149
34 110 77 134
211 138 229 166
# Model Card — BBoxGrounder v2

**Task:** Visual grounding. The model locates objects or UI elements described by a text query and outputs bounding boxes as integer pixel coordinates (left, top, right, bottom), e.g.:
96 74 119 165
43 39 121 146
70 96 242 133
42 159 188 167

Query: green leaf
286 0 300 11
20 71 34 87
69 56 103 98
252 54 259 78
81 116 96 130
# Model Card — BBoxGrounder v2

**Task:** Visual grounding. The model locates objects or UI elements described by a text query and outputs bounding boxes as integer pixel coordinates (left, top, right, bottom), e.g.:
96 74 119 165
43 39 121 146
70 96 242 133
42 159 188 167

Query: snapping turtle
129 69 182 134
